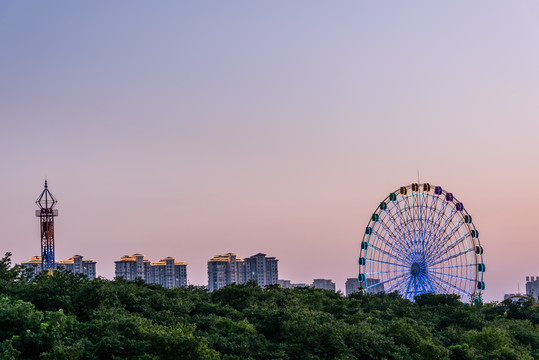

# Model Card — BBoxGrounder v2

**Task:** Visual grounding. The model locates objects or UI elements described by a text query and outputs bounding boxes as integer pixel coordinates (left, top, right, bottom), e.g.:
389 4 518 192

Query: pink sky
1 1 539 301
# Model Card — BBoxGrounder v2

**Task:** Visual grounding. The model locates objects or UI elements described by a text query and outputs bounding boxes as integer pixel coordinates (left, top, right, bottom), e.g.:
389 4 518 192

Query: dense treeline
0 253 538 360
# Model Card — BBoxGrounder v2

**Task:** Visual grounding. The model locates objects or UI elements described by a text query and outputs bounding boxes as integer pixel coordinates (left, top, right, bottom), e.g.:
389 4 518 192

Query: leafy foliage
0 253 538 359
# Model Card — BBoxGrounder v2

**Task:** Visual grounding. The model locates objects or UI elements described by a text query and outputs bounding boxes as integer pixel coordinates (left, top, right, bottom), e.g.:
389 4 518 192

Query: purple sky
1 1 539 301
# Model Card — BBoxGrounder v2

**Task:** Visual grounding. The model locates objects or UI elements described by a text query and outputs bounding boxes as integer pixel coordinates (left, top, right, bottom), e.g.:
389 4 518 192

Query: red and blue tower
35 180 58 272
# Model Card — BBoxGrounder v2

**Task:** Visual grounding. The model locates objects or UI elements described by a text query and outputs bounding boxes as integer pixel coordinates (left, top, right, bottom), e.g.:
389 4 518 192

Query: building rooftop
23 256 42 264
151 259 187 266
116 254 151 262
59 256 95 264
208 253 242 262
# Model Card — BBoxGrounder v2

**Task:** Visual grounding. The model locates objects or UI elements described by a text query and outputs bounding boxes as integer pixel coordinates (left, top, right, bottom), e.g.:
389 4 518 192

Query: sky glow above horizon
1 1 539 301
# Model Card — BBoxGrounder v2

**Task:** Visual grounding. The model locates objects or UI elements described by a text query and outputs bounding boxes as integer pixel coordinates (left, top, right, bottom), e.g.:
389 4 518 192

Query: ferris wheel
358 183 485 303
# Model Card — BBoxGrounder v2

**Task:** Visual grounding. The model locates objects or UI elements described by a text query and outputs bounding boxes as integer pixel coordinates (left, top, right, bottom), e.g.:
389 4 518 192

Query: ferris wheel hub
411 262 421 276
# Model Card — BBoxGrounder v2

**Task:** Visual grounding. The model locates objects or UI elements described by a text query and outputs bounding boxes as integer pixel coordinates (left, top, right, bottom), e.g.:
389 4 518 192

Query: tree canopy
0 253 537 359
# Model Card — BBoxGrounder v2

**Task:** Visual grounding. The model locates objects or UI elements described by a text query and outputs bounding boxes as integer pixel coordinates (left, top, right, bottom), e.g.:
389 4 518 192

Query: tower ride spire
35 180 58 273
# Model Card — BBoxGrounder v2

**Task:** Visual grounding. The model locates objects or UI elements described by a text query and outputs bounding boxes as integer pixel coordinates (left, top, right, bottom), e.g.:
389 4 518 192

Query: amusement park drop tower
35 180 58 273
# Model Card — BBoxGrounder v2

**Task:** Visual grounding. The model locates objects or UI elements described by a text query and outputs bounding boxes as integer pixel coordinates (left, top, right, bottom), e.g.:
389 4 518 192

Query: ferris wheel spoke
421 280 433 295
427 270 475 284
421 195 439 247
384 273 410 294
398 277 413 296
423 209 454 254
425 233 467 264
429 264 474 270
369 271 409 289
422 195 442 237
415 195 429 259
413 194 425 256
375 218 412 262
429 273 463 294
414 279 427 298
425 208 453 249
392 199 415 254
427 274 453 295
429 276 451 294
424 217 463 259
429 248 470 266
371 229 407 260
402 274 414 299
394 274 412 293
438 216 462 240
428 272 469 297
385 274 410 294
365 269 408 276
368 243 408 266
384 210 409 246
418 194 430 256
422 199 450 249
409 194 418 254
389 199 409 240
417 272 434 294
422 273 440 294
415 275 426 296
388 201 414 255
366 258 409 268
380 222 412 263
424 219 459 254
413 275 422 296
435 209 458 241
402 196 417 253
412 276 419 298
416 193 427 255
424 227 465 263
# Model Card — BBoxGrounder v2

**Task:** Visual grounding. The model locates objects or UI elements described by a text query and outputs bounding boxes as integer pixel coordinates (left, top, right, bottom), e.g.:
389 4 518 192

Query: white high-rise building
346 277 384 295
312 279 336 291
207 253 238 291
526 276 539 300
57 255 96 279
21 255 97 279
207 252 279 291
114 254 151 281
114 254 187 288
361 278 384 293
277 279 308 289
150 257 187 288
21 256 42 275
345 278 361 295
240 253 279 287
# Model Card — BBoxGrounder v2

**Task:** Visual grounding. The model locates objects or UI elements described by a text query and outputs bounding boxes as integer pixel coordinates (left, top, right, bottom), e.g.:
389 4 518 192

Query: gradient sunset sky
1 1 539 301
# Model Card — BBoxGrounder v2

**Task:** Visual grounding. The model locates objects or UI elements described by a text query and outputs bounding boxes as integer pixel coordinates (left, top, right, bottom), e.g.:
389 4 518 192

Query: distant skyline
2 1 539 301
